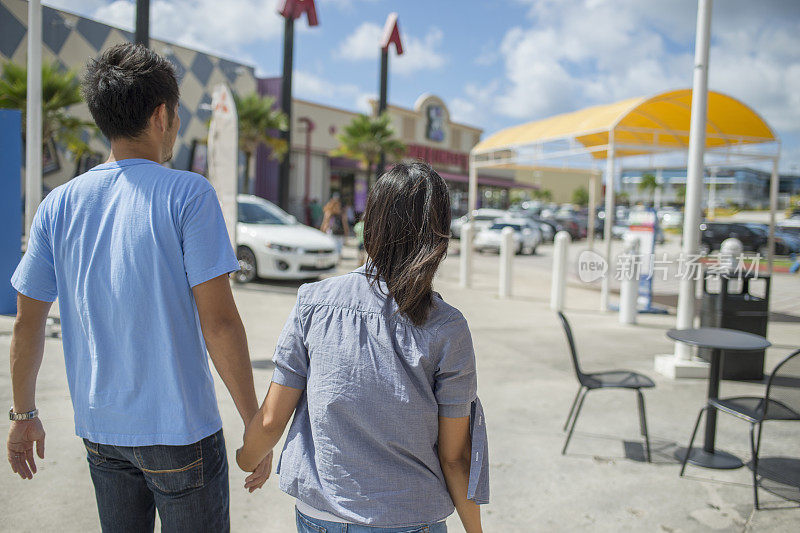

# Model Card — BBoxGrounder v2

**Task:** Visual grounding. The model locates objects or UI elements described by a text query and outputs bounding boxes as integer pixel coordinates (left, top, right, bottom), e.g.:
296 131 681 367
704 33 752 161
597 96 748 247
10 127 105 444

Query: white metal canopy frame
463 88 781 310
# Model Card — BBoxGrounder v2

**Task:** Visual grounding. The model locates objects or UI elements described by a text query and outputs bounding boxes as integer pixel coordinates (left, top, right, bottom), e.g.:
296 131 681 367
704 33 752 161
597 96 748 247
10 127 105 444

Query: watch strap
9 408 39 421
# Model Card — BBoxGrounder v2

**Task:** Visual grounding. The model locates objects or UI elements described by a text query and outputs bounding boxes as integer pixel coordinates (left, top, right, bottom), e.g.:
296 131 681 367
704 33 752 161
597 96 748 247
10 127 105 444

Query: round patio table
667 327 771 469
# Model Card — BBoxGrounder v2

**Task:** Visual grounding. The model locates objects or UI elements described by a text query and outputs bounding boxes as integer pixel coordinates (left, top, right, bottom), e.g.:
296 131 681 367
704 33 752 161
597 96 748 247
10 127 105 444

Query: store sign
425 104 445 142
278 0 319 25
406 143 467 170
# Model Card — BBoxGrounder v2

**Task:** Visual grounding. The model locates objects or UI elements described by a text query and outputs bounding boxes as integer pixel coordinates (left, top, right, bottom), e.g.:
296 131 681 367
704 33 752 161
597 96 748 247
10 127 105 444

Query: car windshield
238 202 293 225
745 224 767 236
490 223 522 231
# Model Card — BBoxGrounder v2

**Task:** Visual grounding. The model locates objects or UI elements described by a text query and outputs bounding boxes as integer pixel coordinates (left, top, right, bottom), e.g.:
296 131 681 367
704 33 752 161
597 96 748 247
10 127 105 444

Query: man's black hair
82 43 180 140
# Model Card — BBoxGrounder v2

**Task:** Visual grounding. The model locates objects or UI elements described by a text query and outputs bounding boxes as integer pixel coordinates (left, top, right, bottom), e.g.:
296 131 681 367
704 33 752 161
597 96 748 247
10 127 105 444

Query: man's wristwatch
9 408 39 421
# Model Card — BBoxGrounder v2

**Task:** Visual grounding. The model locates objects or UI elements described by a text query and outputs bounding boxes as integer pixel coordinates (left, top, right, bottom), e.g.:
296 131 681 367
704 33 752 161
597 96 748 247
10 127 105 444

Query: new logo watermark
576 251 761 283
578 250 608 283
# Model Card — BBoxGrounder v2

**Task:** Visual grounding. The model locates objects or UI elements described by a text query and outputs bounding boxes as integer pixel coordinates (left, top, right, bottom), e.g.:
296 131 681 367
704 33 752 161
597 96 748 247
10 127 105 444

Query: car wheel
530 244 538 255
515 243 523 255
234 246 258 283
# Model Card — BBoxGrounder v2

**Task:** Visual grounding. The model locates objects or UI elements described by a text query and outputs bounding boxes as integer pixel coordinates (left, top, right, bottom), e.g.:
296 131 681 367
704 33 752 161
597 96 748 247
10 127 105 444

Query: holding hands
237 448 273 493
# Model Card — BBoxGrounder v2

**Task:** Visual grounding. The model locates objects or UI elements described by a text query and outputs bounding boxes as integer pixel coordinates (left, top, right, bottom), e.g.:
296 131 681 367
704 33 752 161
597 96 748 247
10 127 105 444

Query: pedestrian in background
353 214 366 266
236 162 488 533
320 195 349 256
309 198 323 229
7 44 267 532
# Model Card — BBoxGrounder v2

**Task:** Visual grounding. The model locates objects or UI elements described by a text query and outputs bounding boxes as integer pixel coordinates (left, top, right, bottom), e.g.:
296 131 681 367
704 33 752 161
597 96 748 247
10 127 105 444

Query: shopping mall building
2 0 546 221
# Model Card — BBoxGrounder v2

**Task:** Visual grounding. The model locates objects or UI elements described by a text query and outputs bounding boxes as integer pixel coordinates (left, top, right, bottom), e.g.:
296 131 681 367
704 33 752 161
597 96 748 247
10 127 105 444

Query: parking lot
2 241 799 531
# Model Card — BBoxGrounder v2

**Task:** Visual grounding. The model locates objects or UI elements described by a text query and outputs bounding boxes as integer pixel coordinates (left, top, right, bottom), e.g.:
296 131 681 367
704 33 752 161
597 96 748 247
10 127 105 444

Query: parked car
450 208 507 239
504 208 557 241
778 218 800 237
235 195 339 282
699 222 763 254
744 223 800 255
473 220 542 255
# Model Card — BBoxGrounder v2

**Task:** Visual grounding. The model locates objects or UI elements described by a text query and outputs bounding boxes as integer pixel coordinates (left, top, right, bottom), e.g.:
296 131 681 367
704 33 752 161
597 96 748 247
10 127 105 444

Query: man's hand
7 419 45 479
237 449 272 493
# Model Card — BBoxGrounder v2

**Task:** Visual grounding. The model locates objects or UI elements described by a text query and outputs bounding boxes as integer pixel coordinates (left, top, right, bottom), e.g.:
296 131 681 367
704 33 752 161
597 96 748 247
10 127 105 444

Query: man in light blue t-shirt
7 44 271 532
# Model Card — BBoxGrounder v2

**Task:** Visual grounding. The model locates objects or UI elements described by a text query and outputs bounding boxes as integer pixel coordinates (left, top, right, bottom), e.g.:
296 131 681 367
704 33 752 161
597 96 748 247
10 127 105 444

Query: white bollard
499 226 515 298
550 231 571 311
459 222 473 288
619 272 639 324
619 234 639 324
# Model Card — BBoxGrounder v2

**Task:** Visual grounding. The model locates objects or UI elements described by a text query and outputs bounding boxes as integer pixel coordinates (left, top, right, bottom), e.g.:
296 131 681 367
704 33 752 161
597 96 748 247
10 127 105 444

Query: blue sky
49 0 800 172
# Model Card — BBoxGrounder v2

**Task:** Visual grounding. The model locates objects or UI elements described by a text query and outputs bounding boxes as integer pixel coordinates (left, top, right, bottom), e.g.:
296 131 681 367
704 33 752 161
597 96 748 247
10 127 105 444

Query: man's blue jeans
83 429 229 532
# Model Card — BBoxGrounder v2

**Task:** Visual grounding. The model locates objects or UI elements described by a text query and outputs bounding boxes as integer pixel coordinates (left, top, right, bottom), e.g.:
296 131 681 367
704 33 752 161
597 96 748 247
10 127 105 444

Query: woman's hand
240 450 273 493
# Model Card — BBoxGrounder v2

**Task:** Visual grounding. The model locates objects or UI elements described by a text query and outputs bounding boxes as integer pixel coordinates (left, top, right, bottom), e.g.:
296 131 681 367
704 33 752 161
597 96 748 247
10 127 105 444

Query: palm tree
331 113 405 183
233 93 288 193
638 173 658 206
0 61 96 163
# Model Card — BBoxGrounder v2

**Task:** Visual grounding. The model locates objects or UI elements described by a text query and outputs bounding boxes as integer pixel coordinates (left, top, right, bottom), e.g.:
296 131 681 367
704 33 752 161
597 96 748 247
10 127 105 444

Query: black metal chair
680 349 800 509
557 311 655 461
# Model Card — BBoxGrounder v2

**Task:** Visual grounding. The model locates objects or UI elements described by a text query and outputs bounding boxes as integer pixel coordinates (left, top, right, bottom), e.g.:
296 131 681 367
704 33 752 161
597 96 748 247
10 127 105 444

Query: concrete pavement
1 242 798 532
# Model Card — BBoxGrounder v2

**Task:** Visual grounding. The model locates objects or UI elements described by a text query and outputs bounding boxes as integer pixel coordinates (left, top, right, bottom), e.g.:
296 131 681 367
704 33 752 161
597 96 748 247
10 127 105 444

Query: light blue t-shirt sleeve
180 187 240 287
11 201 57 302
271 300 309 390
434 313 478 418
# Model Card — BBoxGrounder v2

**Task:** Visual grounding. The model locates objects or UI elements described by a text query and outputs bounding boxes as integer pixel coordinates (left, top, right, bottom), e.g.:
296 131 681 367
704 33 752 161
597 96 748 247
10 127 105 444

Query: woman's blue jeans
296 508 447 533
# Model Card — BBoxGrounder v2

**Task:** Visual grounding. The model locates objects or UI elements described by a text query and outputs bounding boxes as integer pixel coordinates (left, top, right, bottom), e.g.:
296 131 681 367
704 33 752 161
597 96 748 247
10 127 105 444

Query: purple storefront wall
255 77 282 202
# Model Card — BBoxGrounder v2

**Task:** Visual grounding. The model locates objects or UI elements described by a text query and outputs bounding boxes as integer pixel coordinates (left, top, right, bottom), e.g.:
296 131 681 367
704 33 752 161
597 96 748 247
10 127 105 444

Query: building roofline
39 1 256 72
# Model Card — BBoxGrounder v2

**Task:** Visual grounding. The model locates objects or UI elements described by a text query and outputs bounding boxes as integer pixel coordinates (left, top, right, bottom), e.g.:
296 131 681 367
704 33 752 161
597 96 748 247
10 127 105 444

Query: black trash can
699 272 770 380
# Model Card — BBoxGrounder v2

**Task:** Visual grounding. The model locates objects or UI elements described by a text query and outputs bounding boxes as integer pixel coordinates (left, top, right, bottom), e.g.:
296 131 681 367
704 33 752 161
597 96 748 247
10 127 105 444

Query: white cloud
450 81 500 128
63 0 285 60
337 22 446 75
337 22 383 60
293 70 371 111
483 0 800 141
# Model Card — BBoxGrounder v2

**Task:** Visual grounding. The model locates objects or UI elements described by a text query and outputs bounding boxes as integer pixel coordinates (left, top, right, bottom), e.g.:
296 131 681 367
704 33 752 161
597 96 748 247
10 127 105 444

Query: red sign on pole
278 0 319 26
380 12 403 55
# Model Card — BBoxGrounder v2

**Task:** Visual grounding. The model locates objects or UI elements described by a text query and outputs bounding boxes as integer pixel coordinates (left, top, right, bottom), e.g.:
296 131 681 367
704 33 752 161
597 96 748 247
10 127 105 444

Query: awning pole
460 153 478 288
587 172 597 250
468 154 478 214
674 0 713 361
25 0 42 240
600 132 615 311
767 152 780 277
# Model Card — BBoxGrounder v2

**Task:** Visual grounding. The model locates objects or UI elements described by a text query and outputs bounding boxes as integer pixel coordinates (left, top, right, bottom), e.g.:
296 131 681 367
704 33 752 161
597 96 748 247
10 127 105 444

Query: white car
473 220 542 255
450 208 508 238
235 195 339 282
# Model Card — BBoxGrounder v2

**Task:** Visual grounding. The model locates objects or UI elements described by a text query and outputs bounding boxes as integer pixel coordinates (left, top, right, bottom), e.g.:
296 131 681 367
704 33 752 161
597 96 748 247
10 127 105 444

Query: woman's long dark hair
363 161 451 326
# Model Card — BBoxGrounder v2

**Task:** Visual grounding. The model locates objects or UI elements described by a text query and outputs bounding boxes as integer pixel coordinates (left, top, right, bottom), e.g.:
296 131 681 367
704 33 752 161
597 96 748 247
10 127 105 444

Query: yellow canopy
473 89 777 159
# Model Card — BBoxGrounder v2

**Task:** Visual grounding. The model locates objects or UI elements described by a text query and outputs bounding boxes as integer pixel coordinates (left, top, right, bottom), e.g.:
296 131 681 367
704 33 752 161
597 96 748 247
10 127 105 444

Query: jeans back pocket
83 439 106 466
134 440 203 494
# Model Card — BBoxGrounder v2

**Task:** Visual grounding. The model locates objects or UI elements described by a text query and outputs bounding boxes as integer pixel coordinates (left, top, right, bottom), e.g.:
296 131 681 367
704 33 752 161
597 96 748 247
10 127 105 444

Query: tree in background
571 185 589 206
331 113 405 183
638 173 658 205
675 185 686 203
0 61 96 167
234 93 288 193
532 188 553 202
616 191 630 205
